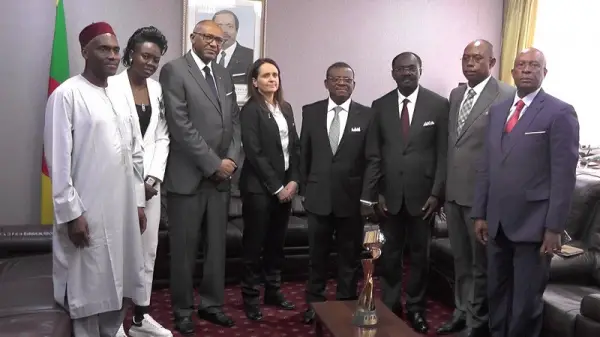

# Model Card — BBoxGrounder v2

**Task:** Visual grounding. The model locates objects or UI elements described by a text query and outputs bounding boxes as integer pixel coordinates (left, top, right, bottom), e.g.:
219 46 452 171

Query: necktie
457 89 477 134
400 98 410 142
218 51 226 67
505 100 525 133
329 106 342 154
202 65 218 99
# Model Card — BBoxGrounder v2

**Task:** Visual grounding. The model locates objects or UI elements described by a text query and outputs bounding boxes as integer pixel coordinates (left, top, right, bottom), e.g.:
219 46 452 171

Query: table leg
315 320 323 337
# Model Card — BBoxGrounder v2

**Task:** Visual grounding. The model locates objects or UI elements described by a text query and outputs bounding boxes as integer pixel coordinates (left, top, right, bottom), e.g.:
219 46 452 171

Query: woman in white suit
110 26 171 337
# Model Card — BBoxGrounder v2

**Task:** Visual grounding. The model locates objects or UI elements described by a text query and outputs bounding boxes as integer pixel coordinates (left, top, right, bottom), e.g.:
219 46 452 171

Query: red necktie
505 100 525 133
400 98 410 142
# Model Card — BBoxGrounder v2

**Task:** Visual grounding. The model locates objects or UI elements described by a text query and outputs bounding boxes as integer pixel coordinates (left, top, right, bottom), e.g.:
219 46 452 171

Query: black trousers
240 191 291 305
305 212 363 303
380 203 432 313
487 226 550 337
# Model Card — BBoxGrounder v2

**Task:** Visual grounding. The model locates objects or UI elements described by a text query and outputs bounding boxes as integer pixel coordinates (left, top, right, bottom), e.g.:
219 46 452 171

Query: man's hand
277 188 291 203
474 219 488 245
421 196 439 220
540 230 561 256
283 181 298 202
144 183 158 201
213 159 236 181
67 215 90 248
376 195 388 219
138 207 147 234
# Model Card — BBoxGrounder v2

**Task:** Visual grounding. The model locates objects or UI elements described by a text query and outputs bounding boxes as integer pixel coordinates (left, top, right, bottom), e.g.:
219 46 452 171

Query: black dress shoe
173 316 195 335
406 311 429 334
244 304 263 321
303 308 316 324
465 326 490 337
436 316 466 334
197 309 235 327
264 292 296 310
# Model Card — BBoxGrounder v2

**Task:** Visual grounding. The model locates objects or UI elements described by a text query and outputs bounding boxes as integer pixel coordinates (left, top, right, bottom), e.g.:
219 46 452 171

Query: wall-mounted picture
183 0 266 92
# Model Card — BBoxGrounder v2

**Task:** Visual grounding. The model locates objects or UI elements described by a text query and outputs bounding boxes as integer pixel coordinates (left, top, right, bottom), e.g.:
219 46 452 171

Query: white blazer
108 71 170 182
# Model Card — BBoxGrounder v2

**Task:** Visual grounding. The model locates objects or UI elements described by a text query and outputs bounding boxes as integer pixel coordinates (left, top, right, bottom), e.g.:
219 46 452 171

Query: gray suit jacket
159 52 241 194
445 77 515 206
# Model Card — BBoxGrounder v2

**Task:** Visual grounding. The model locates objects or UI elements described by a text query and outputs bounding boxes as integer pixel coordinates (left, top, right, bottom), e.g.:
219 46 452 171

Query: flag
41 0 69 225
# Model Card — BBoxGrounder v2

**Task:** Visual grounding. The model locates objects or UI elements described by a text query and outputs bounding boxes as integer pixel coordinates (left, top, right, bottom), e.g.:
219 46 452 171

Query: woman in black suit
239 58 300 320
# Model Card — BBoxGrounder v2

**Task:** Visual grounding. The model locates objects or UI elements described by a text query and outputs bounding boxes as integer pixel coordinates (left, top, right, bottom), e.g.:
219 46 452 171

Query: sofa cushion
543 284 598 337
575 314 600 337
0 311 71 337
0 254 52 281
581 293 600 322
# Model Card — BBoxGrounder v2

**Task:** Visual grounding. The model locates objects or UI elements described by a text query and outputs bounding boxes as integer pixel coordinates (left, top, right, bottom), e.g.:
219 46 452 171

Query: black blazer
239 98 300 195
227 44 254 85
300 99 375 217
364 86 449 216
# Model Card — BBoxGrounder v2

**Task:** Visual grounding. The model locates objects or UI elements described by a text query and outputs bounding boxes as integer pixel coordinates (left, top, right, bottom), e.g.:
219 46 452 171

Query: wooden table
312 300 420 337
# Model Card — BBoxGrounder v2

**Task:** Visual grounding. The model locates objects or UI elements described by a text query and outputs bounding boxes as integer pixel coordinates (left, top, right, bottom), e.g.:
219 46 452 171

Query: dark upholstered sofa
429 171 600 337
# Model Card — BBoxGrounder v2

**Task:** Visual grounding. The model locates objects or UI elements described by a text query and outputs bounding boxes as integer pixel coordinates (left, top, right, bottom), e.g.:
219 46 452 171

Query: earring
129 57 133 63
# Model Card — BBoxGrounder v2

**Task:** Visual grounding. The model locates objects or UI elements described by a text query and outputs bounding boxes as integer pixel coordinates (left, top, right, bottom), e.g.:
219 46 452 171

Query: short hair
122 26 168 67
246 58 285 108
392 52 422 68
213 10 239 31
326 62 355 78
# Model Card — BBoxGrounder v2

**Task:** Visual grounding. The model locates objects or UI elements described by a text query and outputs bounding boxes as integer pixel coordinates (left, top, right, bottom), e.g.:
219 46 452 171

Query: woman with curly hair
109 26 172 337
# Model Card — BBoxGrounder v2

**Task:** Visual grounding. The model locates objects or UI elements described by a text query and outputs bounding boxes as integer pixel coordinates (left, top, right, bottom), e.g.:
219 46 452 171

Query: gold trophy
352 224 385 327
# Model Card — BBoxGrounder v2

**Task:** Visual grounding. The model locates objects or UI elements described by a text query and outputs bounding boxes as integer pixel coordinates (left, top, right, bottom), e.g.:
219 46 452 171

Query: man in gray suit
438 40 514 337
159 20 241 335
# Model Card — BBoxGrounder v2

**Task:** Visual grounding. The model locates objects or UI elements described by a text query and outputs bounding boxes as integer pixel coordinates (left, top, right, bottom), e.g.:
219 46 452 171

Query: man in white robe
44 22 148 337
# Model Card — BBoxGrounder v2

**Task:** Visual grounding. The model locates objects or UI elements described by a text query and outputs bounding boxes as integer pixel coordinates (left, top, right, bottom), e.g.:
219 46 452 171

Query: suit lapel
456 79 500 143
407 89 428 148
502 90 546 160
214 67 228 112
144 79 161 144
335 101 359 154
449 85 467 143
185 52 221 113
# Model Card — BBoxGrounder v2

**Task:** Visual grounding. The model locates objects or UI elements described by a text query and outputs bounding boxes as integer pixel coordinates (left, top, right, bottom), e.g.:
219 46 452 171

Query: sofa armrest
549 251 596 284
581 293 600 322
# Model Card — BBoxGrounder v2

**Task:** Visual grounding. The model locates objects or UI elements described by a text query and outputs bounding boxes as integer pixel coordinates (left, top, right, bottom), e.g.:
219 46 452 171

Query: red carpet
125 278 454 336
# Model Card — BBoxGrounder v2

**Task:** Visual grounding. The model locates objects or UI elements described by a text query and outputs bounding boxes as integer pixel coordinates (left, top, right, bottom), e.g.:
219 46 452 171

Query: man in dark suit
438 40 515 337
159 20 241 334
300 62 376 324
363 52 449 333
213 10 254 85
471 48 579 337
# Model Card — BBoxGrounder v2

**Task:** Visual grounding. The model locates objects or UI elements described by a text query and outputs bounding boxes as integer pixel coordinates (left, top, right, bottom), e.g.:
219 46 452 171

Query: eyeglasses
327 77 354 84
192 32 224 46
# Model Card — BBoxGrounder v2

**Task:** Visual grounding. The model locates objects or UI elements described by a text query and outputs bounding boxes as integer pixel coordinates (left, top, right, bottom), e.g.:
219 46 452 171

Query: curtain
499 0 539 85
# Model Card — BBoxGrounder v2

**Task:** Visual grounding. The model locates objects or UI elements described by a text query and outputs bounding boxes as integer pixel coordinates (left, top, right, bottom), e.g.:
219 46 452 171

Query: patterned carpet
124 278 454 337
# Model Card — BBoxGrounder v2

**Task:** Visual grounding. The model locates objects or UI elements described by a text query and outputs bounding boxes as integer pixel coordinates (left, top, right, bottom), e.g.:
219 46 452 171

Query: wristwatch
145 177 156 187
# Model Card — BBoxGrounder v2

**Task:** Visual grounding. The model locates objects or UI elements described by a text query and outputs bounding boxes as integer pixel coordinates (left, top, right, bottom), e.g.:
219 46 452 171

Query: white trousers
72 301 128 337
138 185 162 306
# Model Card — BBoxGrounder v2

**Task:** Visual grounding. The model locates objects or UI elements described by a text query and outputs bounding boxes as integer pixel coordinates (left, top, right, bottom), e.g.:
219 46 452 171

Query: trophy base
352 309 378 327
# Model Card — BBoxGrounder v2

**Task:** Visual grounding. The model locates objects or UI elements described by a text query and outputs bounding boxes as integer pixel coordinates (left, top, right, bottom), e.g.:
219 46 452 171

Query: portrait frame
182 0 267 105
181 0 268 60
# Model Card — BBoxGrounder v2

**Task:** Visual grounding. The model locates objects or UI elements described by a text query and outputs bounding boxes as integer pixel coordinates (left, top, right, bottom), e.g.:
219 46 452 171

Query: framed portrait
182 0 267 105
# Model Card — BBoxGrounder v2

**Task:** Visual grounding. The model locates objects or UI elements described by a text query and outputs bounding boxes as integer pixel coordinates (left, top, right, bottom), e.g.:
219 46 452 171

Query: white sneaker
128 314 173 337
115 324 128 337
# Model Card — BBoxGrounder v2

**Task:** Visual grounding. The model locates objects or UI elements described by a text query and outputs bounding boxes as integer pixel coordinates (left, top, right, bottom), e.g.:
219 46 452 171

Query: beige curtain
500 0 539 85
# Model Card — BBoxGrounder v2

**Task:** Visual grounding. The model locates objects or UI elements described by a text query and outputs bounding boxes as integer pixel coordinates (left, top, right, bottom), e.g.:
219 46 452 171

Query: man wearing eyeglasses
362 52 449 334
159 20 241 335
213 9 254 84
439 40 515 337
299 62 375 324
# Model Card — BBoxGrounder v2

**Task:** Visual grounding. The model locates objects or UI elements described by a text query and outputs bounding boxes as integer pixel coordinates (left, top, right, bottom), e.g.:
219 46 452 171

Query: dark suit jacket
159 52 241 194
239 98 300 195
227 44 254 85
300 99 375 217
471 89 579 242
364 86 449 216
446 78 515 206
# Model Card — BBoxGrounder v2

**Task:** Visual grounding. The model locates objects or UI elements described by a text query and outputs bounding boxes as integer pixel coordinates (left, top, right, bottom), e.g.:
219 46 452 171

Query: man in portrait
213 9 255 84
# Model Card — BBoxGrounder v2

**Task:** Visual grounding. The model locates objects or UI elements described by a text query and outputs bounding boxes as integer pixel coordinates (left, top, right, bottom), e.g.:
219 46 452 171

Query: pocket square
423 121 435 127
232 73 246 77
525 131 546 135
351 127 361 132
226 91 234 96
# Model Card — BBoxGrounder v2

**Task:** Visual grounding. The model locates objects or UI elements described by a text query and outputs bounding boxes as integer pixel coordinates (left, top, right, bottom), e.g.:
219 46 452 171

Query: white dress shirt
397 86 420 124
327 97 352 145
191 51 214 80
507 87 542 121
268 102 290 194
461 75 491 107
216 41 237 68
